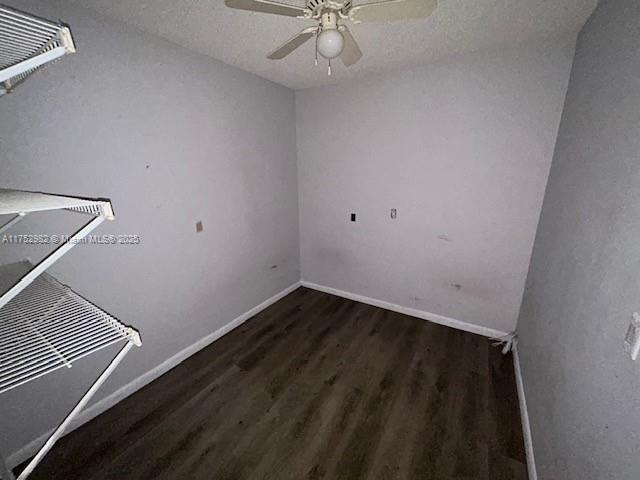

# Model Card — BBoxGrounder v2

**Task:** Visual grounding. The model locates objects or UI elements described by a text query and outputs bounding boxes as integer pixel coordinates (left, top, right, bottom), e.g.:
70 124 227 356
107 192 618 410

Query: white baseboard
513 345 538 480
8 281 302 468
300 280 509 339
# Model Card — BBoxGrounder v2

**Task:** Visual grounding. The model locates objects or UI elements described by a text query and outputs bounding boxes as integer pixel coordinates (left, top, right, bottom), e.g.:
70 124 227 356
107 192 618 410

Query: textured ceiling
66 0 598 90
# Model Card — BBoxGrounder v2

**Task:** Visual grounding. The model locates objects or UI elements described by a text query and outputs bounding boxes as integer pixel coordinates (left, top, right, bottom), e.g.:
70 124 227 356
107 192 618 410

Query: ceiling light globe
317 29 344 59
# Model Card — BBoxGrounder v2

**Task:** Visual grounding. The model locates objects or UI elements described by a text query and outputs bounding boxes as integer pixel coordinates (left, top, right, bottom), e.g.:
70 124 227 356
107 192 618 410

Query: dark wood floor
18 287 527 479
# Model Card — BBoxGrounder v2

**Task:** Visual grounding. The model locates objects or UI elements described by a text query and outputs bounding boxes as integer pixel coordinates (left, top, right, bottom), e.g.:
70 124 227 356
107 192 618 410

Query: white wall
517 0 640 478
0 0 299 461
296 34 576 334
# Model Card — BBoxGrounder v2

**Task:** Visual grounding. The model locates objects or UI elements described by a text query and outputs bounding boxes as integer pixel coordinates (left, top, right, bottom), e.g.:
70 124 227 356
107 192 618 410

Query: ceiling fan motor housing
321 11 339 30
303 0 352 19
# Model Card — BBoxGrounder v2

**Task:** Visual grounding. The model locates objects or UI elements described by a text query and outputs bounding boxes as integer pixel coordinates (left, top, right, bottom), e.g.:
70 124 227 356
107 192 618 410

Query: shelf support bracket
0 213 27 235
0 47 68 84
15 341 135 480
0 216 105 310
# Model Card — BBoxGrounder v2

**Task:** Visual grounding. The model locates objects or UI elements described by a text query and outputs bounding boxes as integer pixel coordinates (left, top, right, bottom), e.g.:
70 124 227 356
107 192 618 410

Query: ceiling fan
225 0 438 75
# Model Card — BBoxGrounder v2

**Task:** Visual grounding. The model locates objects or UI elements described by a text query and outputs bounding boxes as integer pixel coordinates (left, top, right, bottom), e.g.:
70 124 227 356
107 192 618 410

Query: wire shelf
0 262 139 395
0 189 114 218
0 4 76 96
0 189 115 312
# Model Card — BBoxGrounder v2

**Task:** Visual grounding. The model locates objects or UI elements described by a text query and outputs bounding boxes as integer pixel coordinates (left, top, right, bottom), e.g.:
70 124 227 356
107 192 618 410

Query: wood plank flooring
17 287 527 479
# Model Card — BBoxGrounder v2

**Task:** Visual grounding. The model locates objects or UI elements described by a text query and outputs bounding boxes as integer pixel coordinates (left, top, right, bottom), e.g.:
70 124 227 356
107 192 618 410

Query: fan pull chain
328 58 332 76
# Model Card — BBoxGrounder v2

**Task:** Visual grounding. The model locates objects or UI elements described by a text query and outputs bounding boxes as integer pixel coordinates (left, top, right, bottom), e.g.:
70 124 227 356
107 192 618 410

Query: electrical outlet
351 213 356 222
391 208 397 219
624 313 640 361
195 221 204 233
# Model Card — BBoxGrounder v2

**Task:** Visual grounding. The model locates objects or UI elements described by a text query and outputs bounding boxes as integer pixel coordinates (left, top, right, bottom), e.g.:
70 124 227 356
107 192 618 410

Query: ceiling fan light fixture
317 29 344 59
226 0 439 72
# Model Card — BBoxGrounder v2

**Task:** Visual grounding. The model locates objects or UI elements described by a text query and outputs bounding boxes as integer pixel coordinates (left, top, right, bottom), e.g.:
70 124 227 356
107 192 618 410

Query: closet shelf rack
0 189 141 480
0 188 114 310
0 4 76 96
0 261 141 395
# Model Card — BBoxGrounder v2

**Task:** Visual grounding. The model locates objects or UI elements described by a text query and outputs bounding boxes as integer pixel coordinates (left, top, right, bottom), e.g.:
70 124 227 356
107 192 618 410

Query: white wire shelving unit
0 189 141 480
0 4 76 96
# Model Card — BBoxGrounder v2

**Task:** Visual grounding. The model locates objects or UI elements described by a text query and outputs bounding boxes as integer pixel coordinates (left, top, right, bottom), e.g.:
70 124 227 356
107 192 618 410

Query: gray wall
0 0 299 461
517 0 640 478
296 34 577 334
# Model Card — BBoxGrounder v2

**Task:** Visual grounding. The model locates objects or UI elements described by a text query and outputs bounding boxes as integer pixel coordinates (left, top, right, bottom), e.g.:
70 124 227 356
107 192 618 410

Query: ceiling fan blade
349 0 437 24
339 26 362 66
225 0 307 18
267 27 318 60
